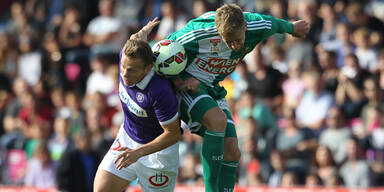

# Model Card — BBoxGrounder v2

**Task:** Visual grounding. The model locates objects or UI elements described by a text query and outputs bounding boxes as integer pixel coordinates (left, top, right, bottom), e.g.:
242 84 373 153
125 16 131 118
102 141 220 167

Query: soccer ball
152 40 187 75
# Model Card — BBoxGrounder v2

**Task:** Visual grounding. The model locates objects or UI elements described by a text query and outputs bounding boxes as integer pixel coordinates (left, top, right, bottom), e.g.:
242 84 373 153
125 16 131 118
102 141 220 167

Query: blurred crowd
0 0 384 191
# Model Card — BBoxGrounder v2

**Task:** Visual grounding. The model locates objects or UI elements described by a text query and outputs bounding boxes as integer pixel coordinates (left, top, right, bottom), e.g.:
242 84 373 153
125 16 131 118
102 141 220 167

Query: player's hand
174 77 200 93
292 20 310 38
130 17 160 41
114 147 141 170
142 17 160 35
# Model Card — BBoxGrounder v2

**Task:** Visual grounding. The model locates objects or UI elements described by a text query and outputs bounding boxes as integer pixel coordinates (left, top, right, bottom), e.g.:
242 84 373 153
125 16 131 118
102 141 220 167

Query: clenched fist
292 20 310 38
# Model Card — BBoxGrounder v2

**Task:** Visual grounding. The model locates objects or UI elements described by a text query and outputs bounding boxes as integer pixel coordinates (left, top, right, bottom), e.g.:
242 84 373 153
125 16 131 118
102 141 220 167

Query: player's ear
144 63 153 73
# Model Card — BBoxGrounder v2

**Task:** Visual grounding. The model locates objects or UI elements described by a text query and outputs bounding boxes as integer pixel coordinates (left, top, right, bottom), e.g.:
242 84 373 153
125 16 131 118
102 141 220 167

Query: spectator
282 61 305 108
340 137 371 188
83 0 126 57
50 88 71 118
24 141 56 187
296 70 334 130
353 28 378 73
311 146 338 183
48 117 74 162
375 50 384 92
267 151 285 187
64 91 86 135
361 78 383 133
16 24 41 87
318 2 337 45
0 33 18 80
85 55 114 95
280 171 298 187
345 2 384 47
320 22 355 68
56 129 100 192
319 106 351 164
305 173 322 188
42 32 66 89
336 53 370 120
155 0 187 41
275 106 317 183
246 45 284 109
318 50 339 94
367 107 384 186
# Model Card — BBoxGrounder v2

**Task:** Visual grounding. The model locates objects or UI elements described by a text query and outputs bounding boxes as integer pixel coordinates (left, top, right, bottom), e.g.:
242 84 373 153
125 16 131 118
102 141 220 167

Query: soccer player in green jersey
167 4 310 192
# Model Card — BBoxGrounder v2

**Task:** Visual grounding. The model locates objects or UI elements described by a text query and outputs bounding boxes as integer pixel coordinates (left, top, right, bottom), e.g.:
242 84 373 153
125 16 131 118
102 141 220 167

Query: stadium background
0 0 384 191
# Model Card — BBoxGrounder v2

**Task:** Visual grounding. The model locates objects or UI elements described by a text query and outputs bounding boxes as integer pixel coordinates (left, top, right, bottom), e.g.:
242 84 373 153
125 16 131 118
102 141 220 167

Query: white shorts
98 126 179 192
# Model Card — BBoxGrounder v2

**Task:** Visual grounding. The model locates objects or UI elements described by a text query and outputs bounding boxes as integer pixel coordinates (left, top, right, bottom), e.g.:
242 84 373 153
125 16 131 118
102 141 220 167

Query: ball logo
136 92 145 103
148 173 169 187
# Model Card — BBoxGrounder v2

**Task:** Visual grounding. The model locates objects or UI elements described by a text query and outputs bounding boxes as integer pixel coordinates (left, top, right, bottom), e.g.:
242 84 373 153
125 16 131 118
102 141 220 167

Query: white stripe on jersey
176 26 216 42
247 20 271 26
178 20 272 44
177 28 217 44
181 32 219 45
247 26 272 31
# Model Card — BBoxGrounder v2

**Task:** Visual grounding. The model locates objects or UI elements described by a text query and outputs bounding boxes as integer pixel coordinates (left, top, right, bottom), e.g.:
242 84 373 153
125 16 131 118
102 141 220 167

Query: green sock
219 161 238 192
201 130 224 192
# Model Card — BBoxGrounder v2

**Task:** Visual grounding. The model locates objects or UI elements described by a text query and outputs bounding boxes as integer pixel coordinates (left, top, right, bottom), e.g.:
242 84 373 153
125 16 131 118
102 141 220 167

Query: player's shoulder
146 73 174 95
187 11 216 29
243 12 265 22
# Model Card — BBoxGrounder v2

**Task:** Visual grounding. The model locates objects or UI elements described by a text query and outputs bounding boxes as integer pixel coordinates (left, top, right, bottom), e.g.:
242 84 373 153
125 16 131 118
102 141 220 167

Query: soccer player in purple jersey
94 18 182 192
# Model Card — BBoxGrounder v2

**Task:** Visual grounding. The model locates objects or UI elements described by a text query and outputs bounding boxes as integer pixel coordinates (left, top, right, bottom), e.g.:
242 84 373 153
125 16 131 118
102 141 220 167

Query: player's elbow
173 129 182 142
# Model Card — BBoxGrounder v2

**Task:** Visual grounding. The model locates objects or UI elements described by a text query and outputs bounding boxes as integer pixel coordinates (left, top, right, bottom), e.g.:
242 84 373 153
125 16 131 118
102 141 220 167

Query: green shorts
178 74 237 138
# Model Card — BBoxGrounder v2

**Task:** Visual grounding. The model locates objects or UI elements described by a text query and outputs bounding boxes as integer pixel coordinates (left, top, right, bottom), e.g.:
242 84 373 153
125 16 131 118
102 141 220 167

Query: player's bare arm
292 20 310 38
130 17 160 41
114 119 181 170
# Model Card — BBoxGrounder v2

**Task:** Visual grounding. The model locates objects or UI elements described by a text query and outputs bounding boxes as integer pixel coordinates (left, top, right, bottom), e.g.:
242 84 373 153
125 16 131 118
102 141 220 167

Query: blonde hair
215 4 245 36
122 40 153 67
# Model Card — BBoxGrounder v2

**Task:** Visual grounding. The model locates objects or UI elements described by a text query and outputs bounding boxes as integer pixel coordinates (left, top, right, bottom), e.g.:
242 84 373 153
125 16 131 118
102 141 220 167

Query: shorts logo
110 138 121 151
148 173 169 187
136 92 145 103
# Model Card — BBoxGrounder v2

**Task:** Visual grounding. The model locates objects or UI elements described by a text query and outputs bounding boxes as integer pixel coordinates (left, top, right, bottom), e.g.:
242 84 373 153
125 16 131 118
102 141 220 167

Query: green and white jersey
167 11 294 87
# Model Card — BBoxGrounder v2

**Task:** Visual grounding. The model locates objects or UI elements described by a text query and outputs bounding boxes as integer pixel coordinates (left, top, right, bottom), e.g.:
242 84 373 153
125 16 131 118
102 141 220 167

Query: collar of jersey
132 69 154 90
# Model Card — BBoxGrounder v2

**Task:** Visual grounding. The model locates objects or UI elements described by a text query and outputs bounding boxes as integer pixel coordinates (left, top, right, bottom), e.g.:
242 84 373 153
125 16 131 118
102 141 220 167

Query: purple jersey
119 62 179 144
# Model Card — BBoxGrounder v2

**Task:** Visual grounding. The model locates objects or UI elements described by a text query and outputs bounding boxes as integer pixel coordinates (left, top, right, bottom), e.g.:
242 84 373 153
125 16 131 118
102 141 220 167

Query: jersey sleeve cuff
159 112 179 125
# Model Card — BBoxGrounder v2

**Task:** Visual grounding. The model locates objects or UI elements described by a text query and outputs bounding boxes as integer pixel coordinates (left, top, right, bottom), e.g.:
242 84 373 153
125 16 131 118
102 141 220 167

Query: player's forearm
134 130 181 158
263 15 294 35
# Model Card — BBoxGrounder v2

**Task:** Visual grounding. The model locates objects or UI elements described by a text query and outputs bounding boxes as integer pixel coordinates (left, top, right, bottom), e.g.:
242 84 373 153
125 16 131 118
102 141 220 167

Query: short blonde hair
122 40 153 67
215 4 245 36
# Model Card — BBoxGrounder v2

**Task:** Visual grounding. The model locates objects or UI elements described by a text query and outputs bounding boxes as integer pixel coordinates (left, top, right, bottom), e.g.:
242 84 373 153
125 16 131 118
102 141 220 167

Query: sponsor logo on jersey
210 38 221 52
119 82 148 117
148 173 169 187
194 57 242 74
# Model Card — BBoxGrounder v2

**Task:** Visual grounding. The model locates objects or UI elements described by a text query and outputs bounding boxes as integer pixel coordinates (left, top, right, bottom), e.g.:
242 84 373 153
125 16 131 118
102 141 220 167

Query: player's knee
203 109 227 132
224 145 241 161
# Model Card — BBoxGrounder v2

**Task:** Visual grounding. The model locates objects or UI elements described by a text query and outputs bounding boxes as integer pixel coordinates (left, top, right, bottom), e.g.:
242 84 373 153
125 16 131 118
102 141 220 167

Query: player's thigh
135 163 178 192
179 89 218 134
95 126 138 191
94 169 131 192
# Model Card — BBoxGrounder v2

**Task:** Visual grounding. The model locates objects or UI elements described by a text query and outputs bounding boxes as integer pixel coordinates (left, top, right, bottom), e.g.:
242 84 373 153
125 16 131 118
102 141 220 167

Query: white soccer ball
152 40 187 75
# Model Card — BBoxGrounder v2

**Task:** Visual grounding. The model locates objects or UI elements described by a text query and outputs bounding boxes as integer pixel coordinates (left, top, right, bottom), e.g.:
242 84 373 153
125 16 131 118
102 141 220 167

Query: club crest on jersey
210 38 221 52
148 173 169 187
119 82 148 117
136 92 145 103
